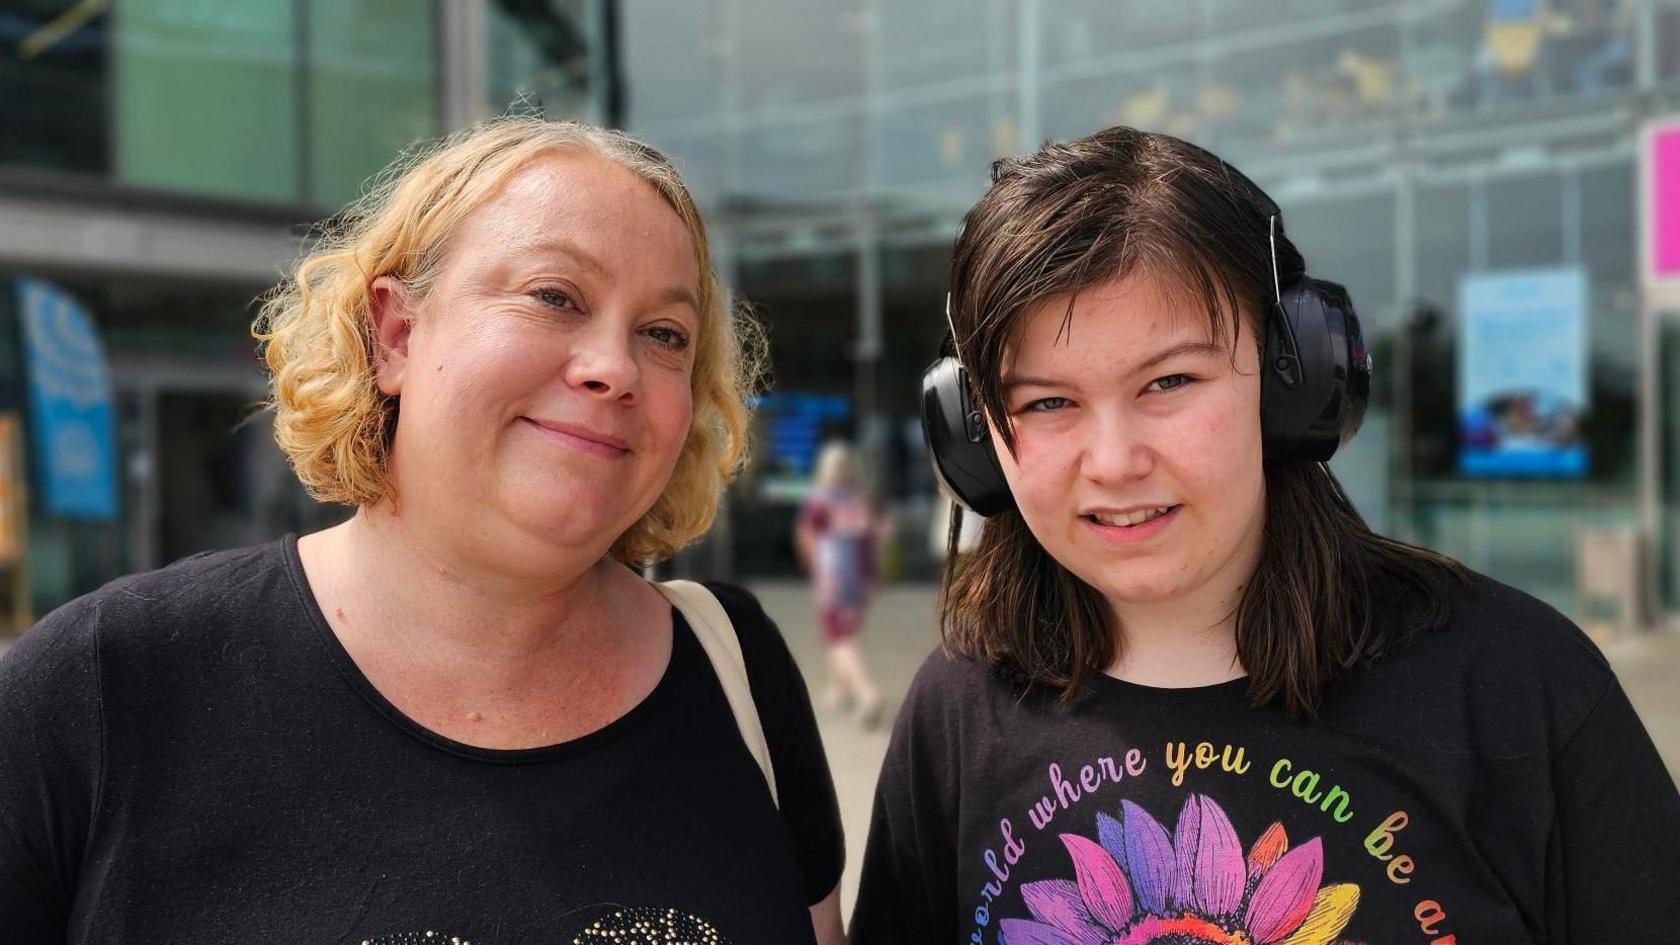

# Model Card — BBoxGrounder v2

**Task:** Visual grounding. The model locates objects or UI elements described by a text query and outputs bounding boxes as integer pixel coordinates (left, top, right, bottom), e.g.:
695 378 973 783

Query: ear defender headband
922 206 1372 517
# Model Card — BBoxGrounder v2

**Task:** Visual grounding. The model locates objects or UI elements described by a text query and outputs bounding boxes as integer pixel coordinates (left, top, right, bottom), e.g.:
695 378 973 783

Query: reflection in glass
0 0 110 174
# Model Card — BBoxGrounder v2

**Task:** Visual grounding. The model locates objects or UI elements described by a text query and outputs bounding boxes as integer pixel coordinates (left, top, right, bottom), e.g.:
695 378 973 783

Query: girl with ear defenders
848 126 1680 943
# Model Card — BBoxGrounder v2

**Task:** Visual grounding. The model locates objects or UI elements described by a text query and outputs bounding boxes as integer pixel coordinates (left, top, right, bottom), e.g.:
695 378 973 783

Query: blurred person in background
850 126 1680 942
797 439 885 729
0 118 845 945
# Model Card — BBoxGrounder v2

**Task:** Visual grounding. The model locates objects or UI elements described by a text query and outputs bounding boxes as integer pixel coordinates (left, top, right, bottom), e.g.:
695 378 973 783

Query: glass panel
736 116 866 202
1284 192 1398 530
732 0 863 110
1413 181 1472 318
620 0 727 126
1209 23 1400 151
306 0 437 208
875 94 1010 194
1040 61 1201 141
877 0 1016 90
1411 0 1635 117
0 0 111 174
1486 172 1563 269
114 0 299 202
731 251 858 577
1662 0 1680 81
1040 0 1199 61
485 0 596 119
1663 316 1680 611
1209 0 1398 33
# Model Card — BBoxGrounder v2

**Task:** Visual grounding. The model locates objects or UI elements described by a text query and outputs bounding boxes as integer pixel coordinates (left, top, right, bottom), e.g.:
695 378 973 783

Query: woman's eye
1146 374 1193 393
1022 396 1070 413
644 326 691 350
534 287 578 311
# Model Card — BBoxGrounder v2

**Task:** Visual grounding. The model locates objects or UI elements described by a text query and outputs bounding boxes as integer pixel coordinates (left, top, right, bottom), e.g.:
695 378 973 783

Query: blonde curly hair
254 117 761 565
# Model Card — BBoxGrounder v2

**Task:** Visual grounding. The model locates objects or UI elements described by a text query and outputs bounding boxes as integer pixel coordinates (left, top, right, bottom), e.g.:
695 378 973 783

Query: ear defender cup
921 356 1013 516
1261 277 1372 462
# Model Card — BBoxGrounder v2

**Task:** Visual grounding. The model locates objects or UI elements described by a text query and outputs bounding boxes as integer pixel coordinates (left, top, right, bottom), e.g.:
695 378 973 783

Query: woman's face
373 152 700 574
991 269 1267 616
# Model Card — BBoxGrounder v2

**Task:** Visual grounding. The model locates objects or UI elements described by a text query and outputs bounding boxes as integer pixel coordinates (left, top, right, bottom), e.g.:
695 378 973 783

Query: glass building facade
3 0 1679 631
0 0 602 617
616 0 1680 627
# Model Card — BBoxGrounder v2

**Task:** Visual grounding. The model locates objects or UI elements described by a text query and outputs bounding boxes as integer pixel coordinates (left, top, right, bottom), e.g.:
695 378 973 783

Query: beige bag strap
653 579 780 808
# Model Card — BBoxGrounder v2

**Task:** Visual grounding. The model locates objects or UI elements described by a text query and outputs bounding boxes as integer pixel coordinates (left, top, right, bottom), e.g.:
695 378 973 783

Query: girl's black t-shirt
0 537 844 945
850 573 1680 944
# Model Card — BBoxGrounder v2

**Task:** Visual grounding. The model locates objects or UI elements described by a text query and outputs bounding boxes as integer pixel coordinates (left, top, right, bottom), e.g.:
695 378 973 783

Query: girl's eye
644 326 691 350
1022 396 1070 413
535 287 579 312
1146 374 1193 393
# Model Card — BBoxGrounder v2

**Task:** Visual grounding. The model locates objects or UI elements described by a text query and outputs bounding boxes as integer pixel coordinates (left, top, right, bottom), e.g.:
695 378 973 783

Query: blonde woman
0 120 844 945
795 440 884 728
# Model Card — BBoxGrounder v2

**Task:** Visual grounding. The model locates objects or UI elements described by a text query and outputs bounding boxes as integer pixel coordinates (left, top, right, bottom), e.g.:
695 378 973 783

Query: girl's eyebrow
1001 341 1223 393
1131 341 1224 373
999 374 1067 395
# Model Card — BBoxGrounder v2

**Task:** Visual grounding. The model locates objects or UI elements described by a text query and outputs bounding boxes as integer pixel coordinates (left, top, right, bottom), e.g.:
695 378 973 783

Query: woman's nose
564 329 642 403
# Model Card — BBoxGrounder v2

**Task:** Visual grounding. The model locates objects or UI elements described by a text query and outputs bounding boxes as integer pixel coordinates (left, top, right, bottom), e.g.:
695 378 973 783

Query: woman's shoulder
13 540 297 665
1 540 296 717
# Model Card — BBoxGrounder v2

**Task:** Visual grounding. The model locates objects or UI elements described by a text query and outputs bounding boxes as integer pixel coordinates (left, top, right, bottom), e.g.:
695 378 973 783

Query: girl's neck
1104 586 1247 689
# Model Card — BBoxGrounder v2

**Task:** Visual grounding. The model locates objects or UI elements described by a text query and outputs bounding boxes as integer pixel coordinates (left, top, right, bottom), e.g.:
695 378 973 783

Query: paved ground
748 580 1680 916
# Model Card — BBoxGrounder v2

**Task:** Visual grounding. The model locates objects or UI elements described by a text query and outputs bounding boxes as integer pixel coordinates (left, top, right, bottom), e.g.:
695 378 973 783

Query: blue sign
749 391 850 477
18 278 119 520
1456 267 1589 478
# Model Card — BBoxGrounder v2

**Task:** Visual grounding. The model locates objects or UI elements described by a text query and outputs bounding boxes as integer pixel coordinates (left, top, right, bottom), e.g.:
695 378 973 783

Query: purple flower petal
1243 836 1325 943
1172 794 1245 917
1060 833 1135 931
998 918 1080 945
1097 810 1129 874
1120 799 1175 915
1020 880 1108 944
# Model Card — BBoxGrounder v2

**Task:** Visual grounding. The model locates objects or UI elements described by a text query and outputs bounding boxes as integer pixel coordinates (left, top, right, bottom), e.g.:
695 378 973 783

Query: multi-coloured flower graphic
1000 795 1361 945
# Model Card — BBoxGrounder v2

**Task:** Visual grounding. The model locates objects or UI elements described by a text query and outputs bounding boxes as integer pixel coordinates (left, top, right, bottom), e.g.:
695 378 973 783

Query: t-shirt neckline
1081 669 1252 706
278 533 685 764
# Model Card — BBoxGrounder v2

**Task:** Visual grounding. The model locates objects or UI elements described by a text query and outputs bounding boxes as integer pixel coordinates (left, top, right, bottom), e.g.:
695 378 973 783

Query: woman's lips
520 417 631 459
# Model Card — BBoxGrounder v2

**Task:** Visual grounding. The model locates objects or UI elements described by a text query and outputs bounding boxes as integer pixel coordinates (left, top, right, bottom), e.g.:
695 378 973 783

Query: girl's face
991 269 1267 617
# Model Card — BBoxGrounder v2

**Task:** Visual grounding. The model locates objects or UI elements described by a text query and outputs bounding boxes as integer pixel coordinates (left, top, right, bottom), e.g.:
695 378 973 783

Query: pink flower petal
1120 799 1175 915
999 918 1080 945
1020 880 1109 944
1243 837 1325 943
1060 833 1135 931
1172 794 1245 917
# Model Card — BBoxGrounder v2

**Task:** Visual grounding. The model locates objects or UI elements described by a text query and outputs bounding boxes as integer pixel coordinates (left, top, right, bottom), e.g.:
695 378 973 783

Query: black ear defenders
921 215 1372 517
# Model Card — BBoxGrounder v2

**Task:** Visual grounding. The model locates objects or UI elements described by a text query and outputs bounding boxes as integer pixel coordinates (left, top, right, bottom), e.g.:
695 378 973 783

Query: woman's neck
296 508 671 747
301 507 656 673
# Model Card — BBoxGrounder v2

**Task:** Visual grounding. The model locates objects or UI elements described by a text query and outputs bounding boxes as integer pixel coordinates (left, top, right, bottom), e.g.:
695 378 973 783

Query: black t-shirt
0 537 843 945
850 574 1680 944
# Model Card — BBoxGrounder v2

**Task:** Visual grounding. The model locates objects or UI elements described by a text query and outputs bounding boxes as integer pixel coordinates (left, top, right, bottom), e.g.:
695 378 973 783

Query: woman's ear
368 275 414 396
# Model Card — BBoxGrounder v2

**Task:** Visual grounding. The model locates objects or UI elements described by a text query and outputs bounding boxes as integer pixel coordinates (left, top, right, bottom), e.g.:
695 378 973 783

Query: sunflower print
1001 794 1363 945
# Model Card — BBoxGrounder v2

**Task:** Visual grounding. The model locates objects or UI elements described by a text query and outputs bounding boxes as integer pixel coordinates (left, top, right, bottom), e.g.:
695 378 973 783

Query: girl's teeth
1093 506 1172 527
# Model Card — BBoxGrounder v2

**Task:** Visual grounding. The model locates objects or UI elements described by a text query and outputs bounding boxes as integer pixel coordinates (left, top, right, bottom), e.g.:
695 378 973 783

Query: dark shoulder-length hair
942 125 1466 717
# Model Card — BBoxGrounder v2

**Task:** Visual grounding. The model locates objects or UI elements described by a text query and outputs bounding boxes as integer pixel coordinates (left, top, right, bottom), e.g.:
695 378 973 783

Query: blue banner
17 278 119 520
1456 267 1589 478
